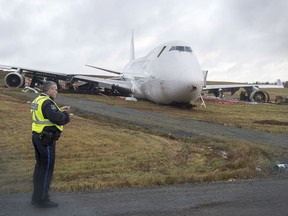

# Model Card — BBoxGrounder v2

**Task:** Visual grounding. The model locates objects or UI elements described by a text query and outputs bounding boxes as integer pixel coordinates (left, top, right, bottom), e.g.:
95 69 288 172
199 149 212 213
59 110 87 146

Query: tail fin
276 79 282 86
130 30 135 61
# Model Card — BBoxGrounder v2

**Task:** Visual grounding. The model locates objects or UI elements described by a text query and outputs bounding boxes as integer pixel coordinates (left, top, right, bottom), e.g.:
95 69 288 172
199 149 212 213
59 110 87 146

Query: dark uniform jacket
41 95 70 133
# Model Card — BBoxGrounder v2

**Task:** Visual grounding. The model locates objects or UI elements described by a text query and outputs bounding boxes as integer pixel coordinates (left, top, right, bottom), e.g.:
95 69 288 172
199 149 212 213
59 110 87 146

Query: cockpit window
185 46 192 52
169 46 192 53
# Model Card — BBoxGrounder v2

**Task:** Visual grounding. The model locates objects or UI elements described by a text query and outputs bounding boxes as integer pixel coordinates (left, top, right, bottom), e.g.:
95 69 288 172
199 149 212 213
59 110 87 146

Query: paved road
1 172 287 216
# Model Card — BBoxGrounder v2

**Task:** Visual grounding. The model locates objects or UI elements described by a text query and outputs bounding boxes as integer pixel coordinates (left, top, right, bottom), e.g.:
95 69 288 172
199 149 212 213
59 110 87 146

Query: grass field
0 71 287 195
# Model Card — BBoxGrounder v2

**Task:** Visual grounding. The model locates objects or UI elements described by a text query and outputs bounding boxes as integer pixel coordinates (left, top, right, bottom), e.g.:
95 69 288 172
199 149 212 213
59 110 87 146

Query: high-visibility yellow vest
31 95 63 133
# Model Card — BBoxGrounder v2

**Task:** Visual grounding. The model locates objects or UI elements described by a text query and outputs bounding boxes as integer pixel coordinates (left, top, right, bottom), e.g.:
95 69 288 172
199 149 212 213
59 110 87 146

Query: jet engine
4 72 25 88
249 90 270 103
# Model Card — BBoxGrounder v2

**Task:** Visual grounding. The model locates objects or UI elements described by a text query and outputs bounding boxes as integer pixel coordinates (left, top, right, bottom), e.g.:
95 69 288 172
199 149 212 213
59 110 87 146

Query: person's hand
61 106 70 111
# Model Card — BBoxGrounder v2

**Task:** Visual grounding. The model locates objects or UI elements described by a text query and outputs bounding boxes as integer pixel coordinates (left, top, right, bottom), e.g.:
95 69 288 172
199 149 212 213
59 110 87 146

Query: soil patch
254 120 288 126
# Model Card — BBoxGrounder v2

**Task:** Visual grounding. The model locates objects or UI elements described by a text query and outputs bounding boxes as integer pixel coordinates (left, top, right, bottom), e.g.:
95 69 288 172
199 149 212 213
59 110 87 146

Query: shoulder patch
50 104 57 110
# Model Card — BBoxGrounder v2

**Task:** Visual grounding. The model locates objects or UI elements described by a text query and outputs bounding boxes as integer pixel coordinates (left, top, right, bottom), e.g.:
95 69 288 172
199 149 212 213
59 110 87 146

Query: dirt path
55 95 288 149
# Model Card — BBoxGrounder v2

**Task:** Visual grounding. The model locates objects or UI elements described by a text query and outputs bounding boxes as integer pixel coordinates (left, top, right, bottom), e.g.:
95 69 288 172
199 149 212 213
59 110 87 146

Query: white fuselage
123 41 204 104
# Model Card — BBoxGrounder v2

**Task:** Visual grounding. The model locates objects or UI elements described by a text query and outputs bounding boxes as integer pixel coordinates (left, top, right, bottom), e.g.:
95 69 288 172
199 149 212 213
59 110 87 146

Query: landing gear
240 91 249 101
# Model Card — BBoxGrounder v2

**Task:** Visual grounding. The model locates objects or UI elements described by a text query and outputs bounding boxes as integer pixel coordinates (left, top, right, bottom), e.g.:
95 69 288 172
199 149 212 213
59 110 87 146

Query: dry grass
0 89 285 195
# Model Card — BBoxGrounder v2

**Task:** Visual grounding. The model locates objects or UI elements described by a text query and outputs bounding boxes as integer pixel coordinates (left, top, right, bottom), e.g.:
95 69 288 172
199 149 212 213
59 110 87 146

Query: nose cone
146 49 204 104
175 52 204 102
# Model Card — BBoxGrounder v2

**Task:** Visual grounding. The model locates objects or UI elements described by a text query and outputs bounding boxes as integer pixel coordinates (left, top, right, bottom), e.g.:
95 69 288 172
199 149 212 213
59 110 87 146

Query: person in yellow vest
31 81 70 208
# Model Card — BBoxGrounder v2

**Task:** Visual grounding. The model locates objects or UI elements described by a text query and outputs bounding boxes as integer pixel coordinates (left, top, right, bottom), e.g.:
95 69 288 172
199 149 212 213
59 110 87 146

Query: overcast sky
0 0 287 82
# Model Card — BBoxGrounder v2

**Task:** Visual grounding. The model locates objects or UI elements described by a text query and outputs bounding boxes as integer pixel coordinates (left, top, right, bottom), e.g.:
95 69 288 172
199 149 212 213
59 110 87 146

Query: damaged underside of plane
3 70 128 96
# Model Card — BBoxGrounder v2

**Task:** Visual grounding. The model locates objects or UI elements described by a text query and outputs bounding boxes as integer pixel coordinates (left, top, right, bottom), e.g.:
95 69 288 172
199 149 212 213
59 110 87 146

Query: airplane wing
0 64 132 96
73 75 132 95
0 64 69 79
0 64 72 88
204 84 258 94
203 81 284 103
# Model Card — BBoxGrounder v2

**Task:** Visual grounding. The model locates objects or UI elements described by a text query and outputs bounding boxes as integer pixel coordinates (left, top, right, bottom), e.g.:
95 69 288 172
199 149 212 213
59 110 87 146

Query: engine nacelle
4 72 25 88
249 90 270 103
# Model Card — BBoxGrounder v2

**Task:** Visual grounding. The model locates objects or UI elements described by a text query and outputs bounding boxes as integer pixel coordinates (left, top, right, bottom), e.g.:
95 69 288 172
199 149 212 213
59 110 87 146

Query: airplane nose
147 71 203 104
172 78 202 103
144 47 204 104
160 54 204 103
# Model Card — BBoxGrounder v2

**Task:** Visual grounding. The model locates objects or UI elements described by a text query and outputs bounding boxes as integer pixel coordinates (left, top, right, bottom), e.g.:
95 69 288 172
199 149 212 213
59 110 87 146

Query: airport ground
0 74 288 215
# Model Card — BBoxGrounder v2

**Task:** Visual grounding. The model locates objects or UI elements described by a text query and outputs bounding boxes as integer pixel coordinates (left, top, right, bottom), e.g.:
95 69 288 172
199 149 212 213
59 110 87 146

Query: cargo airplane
0 33 283 105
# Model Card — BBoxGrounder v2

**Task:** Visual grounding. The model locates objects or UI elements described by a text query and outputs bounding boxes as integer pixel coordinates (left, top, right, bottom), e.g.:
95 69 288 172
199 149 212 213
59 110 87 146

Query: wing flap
85 64 122 75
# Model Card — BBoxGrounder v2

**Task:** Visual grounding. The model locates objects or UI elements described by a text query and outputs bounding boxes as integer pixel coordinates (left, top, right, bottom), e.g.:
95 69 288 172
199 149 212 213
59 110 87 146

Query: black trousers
32 132 56 203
